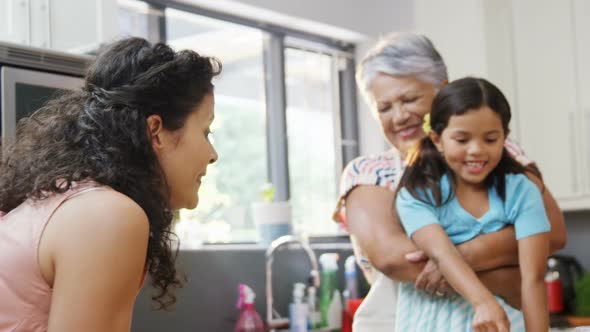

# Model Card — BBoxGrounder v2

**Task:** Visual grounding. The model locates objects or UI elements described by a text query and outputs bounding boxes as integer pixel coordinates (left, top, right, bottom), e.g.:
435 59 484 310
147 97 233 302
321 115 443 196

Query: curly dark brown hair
0 37 221 309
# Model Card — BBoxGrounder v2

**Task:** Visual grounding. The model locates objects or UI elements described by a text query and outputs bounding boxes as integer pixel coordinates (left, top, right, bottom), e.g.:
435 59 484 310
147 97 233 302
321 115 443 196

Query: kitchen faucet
265 235 320 332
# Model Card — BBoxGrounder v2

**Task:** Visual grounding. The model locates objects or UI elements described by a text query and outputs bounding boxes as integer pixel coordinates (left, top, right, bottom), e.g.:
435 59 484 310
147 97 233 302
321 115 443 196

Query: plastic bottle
319 253 339 328
327 289 343 331
344 255 358 300
307 285 321 329
235 283 264 332
341 289 352 332
545 257 564 314
289 283 309 332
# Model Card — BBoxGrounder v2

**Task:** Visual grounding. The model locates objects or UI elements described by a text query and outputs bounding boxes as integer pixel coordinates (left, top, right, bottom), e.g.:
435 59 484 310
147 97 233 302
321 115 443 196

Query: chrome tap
265 235 320 332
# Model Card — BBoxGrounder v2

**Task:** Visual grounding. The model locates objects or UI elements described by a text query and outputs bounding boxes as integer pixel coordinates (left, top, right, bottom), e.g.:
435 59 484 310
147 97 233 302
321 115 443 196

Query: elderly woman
333 32 566 331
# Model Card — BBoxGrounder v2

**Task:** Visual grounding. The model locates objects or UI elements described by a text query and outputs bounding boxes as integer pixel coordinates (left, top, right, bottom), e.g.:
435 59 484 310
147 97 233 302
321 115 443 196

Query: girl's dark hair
397 77 542 206
0 37 221 309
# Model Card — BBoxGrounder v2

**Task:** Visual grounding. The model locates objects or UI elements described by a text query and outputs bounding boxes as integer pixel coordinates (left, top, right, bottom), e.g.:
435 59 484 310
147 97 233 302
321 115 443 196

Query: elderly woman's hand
407 250 455 297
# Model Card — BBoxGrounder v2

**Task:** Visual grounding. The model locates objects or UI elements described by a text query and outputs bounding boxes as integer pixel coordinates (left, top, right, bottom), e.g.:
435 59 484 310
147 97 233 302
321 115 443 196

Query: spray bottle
319 253 339 328
235 283 264 332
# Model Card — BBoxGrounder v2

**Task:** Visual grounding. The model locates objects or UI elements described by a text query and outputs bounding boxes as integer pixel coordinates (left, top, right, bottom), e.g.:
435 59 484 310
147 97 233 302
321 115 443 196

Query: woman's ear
429 131 443 153
147 114 164 149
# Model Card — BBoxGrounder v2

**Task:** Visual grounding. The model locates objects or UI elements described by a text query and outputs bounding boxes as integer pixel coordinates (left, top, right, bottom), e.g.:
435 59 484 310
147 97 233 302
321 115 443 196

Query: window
285 48 340 235
116 2 358 246
165 9 268 245
118 0 152 40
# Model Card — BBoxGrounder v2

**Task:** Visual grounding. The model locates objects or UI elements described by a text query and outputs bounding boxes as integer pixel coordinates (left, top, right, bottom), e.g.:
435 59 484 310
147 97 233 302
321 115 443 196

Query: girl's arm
525 170 567 252
518 233 550 331
506 141 566 250
505 173 552 330
346 186 519 279
411 224 510 331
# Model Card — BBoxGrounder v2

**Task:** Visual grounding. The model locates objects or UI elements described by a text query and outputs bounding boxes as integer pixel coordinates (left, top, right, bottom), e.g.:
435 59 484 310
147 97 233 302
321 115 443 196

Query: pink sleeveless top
0 183 108 332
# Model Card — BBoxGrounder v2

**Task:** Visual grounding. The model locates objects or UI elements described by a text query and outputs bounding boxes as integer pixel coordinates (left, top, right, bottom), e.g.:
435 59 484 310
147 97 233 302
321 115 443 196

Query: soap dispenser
289 282 308 332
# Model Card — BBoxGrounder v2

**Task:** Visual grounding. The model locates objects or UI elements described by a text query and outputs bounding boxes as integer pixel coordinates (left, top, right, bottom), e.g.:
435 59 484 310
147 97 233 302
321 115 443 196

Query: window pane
285 48 339 235
118 0 152 40
165 9 268 245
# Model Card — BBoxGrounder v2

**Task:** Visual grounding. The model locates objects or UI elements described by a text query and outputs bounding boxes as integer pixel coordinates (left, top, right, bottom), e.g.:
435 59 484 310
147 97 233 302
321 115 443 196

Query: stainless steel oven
0 41 91 149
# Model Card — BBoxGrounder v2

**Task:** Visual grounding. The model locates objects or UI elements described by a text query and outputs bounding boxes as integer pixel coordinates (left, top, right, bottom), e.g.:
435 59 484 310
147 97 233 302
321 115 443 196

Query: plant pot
251 201 292 246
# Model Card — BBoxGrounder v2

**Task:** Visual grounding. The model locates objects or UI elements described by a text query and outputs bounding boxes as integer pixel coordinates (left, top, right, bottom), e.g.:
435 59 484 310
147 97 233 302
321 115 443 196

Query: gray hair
356 32 448 102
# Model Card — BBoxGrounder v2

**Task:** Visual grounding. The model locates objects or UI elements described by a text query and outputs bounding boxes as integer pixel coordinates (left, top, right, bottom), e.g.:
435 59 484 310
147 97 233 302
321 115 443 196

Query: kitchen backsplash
560 211 590 269
131 244 361 332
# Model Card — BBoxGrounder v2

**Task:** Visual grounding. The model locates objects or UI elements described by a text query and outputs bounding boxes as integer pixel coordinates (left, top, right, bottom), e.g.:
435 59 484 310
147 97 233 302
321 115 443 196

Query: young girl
394 77 550 332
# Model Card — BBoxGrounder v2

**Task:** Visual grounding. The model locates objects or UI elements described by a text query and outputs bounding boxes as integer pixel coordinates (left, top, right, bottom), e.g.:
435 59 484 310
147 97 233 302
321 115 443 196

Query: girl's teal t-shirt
396 173 550 244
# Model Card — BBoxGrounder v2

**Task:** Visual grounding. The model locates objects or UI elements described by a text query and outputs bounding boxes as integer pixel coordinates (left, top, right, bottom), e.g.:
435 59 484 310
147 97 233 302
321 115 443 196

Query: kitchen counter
551 315 590 331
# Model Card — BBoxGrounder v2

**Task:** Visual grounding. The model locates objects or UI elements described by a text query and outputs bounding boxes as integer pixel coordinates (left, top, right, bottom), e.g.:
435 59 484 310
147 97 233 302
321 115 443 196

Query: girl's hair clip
422 113 432 134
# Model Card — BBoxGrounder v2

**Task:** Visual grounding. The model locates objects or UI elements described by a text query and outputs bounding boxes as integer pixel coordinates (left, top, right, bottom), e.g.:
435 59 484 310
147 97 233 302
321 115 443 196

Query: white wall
412 0 519 138
231 0 414 38
414 0 488 79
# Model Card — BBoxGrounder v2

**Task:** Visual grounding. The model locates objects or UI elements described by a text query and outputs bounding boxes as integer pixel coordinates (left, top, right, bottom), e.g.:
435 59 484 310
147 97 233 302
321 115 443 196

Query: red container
342 298 364 332
545 278 564 313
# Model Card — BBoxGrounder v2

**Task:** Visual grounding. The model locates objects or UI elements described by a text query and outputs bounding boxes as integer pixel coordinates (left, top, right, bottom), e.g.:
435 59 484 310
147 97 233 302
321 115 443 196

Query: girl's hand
473 299 510 332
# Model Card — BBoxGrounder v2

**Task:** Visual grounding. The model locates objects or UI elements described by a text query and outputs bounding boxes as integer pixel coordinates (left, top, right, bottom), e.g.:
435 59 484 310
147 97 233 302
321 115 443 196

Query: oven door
1 65 84 147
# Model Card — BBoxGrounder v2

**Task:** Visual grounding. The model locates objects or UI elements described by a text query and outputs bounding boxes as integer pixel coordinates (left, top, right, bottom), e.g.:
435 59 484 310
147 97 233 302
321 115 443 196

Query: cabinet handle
569 111 579 194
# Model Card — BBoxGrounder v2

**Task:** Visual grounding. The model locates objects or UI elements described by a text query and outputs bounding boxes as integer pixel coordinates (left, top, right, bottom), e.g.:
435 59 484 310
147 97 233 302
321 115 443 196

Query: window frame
142 0 359 236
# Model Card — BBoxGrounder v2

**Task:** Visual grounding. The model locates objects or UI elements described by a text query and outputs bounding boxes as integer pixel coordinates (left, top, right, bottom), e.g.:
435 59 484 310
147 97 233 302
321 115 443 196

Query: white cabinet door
49 0 118 53
573 0 590 195
0 0 30 45
511 0 584 201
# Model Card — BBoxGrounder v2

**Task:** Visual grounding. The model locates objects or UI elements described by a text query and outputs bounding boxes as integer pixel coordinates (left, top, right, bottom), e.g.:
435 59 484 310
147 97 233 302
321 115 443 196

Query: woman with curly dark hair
0 37 220 332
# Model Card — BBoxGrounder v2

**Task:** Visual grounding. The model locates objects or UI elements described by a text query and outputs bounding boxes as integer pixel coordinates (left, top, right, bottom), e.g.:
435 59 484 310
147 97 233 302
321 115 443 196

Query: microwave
0 41 91 148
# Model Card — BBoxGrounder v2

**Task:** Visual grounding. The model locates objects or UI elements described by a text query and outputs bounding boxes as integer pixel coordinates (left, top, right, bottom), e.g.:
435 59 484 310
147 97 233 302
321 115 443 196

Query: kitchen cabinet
0 0 34 46
511 0 590 210
413 0 590 210
0 0 117 52
573 0 590 200
49 0 118 52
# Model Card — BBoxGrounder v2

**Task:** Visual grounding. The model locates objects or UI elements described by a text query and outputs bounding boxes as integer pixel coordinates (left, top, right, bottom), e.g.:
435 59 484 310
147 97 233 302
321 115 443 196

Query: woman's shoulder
47 188 149 247
64 188 147 225
333 150 404 224
342 150 403 180
345 149 402 167
340 150 403 192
